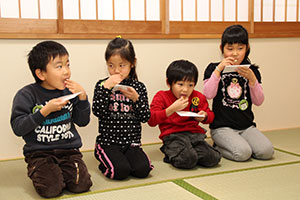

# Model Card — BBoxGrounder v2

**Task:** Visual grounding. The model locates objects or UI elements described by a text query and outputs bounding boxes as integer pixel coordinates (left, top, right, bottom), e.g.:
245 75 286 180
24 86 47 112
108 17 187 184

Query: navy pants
161 132 221 169
94 144 153 180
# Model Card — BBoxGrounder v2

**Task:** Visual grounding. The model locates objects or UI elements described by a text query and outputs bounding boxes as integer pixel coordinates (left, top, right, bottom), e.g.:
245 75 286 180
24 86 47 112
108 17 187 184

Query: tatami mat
71 143 300 194
0 159 39 199
0 127 299 200
63 182 204 200
185 163 300 200
264 127 300 155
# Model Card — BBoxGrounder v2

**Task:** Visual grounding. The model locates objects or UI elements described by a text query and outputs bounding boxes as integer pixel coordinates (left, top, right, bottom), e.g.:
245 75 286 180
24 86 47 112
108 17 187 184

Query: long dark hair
105 37 138 80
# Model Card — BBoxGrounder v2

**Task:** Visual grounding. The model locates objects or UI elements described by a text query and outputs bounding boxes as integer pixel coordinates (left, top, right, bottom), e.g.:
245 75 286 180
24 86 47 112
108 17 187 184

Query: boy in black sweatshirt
10 41 92 198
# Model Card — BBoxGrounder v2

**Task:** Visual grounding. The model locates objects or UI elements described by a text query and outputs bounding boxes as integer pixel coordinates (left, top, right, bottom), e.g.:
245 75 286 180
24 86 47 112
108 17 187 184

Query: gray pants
161 132 221 169
211 126 274 161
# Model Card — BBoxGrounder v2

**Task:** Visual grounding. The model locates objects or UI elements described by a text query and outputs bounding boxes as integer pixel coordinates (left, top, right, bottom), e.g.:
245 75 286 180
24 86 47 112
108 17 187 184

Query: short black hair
27 41 69 83
105 37 138 80
166 60 198 85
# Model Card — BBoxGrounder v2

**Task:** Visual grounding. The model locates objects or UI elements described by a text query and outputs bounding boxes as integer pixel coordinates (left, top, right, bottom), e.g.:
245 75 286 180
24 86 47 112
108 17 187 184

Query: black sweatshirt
10 83 90 155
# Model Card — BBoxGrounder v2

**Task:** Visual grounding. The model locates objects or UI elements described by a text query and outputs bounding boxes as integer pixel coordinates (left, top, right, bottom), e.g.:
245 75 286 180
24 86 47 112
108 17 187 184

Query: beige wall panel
1 38 299 159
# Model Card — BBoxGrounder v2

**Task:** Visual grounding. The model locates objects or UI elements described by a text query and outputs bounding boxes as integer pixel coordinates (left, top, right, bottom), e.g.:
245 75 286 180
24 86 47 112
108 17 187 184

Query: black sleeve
92 79 112 119
10 88 45 137
72 98 90 127
203 62 219 80
132 82 151 123
250 65 262 84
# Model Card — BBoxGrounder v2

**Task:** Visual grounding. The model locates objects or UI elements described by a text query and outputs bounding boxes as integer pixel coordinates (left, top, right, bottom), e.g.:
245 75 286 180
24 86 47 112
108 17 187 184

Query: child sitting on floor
148 59 221 169
10 41 92 198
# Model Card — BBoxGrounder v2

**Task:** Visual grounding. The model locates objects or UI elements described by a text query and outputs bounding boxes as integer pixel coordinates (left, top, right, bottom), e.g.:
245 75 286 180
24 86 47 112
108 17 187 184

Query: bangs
182 75 195 83
48 51 68 63
166 60 198 85
112 48 131 63
224 31 248 45
221 25 249 49
171 67 196 83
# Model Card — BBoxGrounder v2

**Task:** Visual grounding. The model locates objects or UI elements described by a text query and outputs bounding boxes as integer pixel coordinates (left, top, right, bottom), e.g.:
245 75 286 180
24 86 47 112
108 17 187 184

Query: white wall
1 38 300 160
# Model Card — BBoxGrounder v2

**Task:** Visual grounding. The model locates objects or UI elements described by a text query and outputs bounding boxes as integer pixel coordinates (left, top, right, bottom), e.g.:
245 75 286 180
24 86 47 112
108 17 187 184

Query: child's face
223 43 248 65
38 54 71 90
107 54 132 80
169 80 195 99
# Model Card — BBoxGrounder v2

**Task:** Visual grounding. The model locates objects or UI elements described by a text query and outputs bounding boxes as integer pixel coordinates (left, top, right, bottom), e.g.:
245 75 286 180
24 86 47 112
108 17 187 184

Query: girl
92 37 153 180
203 24 274 162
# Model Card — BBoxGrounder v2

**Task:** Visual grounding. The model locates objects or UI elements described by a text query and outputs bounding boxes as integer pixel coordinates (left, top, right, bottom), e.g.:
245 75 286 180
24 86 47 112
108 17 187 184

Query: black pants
25 149 92 198
161 132 221 169
94 144 153 180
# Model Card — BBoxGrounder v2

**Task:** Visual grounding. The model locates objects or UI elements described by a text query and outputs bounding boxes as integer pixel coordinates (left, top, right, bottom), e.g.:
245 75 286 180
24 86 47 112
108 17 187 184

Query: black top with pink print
92 78 150 146
203 62 262 130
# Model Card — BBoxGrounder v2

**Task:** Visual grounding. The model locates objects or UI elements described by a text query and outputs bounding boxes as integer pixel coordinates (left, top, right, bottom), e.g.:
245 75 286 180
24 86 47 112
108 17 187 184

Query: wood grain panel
0 19 57 33
62 20 162 34
169 22 251 34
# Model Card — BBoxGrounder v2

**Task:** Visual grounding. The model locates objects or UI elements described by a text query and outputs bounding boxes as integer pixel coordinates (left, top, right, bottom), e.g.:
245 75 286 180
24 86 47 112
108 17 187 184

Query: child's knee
28 161 65 198
114 165 131 180
97 158 130 180
131 158 153 178
67 180 92 193
67 166 92 193
171 151 198 169
232 146 252 161
101 162 131 180
34 183 65 198
131 165 152 178
198 150 222 167
32 172 65 198
63 158 92 193
253 145 274 160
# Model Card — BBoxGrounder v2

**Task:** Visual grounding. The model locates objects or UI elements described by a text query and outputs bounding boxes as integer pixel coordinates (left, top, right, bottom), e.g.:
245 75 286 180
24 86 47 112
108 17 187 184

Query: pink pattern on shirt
203 73 264 106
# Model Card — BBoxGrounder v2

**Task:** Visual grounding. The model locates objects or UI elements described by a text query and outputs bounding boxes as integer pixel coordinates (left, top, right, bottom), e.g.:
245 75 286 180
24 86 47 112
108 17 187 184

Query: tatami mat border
173 179 217 200
274 148 300 157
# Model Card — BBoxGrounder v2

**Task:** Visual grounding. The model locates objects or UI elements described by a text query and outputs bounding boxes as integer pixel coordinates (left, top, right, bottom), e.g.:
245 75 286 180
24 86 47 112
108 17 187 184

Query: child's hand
218 57 237 71
120 87 139 102
65 79 87 101
195 110 207 122
166 97 189 117
104 74 123 89
40 98 68 117
236 67 257 86
172 97 189 111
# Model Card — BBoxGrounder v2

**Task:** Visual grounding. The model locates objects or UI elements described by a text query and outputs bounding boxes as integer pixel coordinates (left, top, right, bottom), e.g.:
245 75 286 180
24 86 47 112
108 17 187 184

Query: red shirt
148 90 214 140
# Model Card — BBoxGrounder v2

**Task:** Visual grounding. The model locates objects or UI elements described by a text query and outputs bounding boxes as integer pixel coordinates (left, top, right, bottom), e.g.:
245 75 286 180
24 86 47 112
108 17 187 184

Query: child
10 41 92 198
203 24 274 161
92 37 153 180
148 60 221 169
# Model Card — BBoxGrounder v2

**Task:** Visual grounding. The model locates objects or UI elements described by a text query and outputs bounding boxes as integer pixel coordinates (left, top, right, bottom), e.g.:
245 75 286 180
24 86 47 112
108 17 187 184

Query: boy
10 41 92 198
148 60 221 169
